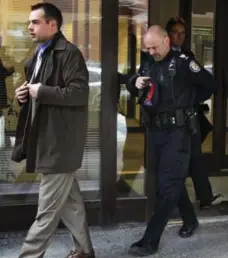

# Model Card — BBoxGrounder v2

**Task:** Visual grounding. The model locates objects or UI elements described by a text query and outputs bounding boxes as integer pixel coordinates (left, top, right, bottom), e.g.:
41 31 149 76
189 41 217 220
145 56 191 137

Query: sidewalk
1 217 228 258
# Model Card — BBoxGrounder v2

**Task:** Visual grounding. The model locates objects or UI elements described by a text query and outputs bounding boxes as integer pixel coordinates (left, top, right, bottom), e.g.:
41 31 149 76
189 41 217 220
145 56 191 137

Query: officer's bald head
143 25 170 61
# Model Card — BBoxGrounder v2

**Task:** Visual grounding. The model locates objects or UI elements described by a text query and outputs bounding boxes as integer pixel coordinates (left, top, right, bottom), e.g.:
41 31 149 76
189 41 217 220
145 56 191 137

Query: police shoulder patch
189 60 201 73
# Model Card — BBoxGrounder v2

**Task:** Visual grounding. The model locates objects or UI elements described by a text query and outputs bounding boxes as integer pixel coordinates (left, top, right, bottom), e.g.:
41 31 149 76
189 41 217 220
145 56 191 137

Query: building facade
0 0 228 229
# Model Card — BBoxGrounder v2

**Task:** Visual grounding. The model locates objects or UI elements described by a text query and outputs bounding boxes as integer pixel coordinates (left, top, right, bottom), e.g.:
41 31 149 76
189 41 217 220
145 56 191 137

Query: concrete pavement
1 217 228 258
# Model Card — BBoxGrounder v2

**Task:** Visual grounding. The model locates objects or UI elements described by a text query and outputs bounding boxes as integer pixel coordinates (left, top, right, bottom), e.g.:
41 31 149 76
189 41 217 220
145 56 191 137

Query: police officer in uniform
166 17 223 208
126 25 216 257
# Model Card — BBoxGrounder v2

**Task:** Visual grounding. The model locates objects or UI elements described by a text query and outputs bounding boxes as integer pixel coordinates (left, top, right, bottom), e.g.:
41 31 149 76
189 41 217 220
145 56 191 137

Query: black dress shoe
130 238 145 250
129 239 158 257
178 220 199 238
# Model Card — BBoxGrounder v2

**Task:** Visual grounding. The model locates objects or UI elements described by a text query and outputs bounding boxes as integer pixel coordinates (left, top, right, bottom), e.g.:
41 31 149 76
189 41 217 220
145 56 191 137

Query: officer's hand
15 81 29 103
135 76 151 89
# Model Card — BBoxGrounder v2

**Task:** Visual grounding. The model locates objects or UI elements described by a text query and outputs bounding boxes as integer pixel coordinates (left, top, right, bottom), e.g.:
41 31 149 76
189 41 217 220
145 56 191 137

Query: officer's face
144 35 170 61
169 24 185 47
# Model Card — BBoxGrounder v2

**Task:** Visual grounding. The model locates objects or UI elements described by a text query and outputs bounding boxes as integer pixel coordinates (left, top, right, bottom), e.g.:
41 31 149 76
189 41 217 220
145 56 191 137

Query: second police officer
165 17 223 208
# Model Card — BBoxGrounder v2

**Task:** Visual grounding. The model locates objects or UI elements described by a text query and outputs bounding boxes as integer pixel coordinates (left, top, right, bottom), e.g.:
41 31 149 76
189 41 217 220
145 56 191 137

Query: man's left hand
28 83 42 99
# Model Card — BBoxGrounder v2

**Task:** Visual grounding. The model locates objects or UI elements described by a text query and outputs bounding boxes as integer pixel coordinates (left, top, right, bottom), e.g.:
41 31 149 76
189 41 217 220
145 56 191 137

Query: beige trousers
19 171 93 258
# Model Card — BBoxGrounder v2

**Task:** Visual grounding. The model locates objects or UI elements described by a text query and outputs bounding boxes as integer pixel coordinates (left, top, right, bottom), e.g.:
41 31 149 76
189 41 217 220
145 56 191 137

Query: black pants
144 127 197 248
189 130 213 203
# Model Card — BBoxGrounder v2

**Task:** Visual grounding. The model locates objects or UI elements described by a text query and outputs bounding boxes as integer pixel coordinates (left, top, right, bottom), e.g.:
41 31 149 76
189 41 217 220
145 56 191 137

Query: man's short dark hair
31 2 63 30
165 17 185 34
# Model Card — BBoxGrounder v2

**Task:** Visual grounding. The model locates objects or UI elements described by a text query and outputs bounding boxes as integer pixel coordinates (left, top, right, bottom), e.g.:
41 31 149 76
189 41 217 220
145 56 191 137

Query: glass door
116 0 148 198
191 0 216 154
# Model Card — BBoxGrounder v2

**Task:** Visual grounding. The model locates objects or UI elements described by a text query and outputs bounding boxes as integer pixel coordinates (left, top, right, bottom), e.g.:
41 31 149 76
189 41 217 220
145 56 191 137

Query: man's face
28 8 57 43
169 23 185 47
144 35 170 61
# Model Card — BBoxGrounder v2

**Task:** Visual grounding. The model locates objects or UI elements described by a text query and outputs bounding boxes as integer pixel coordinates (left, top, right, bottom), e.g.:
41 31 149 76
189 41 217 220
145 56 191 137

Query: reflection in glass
117 0 148 198
191 0 215 152
0 0 101 203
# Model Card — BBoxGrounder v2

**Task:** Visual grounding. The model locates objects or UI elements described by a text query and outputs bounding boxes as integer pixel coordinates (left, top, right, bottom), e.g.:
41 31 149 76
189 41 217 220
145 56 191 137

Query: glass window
191 0 216 152
0 0 101 204
116 0 148 198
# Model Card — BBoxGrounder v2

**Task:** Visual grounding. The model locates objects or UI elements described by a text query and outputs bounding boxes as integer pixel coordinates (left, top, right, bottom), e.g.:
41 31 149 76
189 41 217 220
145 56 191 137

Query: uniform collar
171 45 182 52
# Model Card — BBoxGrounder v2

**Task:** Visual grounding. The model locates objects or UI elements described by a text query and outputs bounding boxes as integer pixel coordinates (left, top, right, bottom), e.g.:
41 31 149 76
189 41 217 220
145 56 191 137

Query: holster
185 108 198 135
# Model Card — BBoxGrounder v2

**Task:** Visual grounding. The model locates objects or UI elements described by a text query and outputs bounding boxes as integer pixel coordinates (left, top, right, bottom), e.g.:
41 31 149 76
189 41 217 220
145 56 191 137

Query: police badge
189 60 201 73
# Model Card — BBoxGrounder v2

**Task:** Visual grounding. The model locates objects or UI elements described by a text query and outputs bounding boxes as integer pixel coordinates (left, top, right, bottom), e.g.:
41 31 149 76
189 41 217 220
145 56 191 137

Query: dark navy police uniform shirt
127 50 216 116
